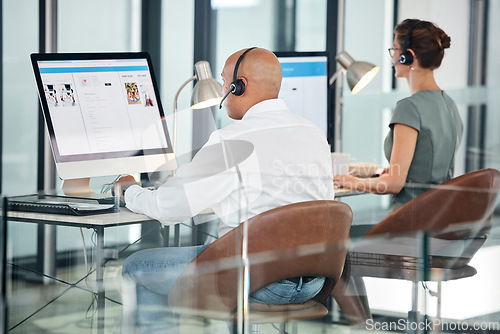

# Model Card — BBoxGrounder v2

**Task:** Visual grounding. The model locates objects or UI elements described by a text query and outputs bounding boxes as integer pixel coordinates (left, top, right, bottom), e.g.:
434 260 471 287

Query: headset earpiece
399 51 413 65
231 79 246 96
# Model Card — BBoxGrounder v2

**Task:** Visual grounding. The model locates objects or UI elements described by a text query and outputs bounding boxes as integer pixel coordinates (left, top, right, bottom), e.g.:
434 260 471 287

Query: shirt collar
241 99 287 120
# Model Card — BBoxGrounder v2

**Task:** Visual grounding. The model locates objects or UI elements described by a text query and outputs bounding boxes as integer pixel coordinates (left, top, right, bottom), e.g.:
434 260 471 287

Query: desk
334 187 365 198
6 207 158 334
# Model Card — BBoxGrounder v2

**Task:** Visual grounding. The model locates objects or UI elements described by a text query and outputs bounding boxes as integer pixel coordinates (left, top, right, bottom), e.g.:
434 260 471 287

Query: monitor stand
62 178 93 196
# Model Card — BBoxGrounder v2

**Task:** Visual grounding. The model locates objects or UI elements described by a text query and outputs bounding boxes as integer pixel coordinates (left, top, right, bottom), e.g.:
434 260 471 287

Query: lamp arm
329 68 345 86
173 76 196 160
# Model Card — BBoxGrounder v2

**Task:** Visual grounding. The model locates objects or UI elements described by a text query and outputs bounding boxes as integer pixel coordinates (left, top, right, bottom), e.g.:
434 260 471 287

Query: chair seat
348 251 477 282
351 236 487 261
172 299 329 324
228 300 329 323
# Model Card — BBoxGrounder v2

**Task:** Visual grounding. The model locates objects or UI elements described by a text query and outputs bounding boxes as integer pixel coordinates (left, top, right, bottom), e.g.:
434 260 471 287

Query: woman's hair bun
440 34 451 49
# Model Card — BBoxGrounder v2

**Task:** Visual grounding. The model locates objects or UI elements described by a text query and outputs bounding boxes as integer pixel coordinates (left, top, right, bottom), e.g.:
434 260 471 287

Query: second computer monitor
275 51 329 136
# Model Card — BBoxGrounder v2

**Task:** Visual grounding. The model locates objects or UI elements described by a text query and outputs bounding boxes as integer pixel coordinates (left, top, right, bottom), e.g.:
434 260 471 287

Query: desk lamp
329 51 379 94
162 61 222 256
173 61 223 158
329 51 379 152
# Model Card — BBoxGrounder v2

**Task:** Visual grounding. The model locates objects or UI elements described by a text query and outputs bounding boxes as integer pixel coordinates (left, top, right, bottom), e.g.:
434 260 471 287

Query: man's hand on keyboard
113 175 140 203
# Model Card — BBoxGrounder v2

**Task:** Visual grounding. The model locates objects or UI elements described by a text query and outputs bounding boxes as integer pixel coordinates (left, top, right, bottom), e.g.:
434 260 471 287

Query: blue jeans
122 245 325 333
249 276 326 304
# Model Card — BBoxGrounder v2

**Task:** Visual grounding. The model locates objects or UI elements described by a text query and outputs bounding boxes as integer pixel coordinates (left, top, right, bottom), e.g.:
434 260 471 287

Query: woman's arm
333 124 418 194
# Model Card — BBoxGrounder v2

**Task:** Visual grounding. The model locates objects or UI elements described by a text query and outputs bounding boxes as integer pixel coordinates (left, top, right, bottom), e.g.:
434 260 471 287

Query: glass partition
1 196 6 333
4 192 167 332
2 0 39 195
165 199 353 334
340 168 500 332
343 224 500 333
2 1 500 333
4 172 500 333
123 170 499 333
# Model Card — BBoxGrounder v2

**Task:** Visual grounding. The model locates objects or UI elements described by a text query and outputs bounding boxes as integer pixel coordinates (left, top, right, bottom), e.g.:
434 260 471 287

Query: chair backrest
365 168 500 240
169 200 353 318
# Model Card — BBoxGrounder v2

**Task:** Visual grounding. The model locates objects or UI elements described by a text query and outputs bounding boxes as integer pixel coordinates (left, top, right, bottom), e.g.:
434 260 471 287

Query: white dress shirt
125 99 334 237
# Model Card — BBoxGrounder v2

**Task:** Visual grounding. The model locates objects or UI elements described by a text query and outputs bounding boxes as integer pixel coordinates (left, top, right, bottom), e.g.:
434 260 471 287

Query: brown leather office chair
169 200 353 331
337 168 500 324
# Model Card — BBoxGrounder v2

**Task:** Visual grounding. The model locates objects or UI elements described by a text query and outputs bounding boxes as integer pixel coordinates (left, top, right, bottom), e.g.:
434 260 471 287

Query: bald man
120 47 334 333
220 47 283 119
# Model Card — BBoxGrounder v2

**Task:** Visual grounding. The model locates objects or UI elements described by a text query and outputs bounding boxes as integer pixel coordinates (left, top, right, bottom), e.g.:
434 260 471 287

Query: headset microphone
219 47 257 109
392 59 400 67
219 84 234 109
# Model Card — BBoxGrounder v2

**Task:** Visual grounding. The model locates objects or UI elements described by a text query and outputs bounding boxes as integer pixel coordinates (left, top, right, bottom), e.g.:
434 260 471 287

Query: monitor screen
31 52 176 180
274 51 329 136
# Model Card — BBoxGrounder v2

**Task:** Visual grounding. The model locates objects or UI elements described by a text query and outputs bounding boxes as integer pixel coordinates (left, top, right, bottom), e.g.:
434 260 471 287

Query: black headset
219 47 257 109
231 47 257 96
399 21 421 66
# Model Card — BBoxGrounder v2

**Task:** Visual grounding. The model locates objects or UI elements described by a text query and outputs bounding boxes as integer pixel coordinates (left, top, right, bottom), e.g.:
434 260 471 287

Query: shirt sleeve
123 132 239 226
390 98 421 132
124 184 192 225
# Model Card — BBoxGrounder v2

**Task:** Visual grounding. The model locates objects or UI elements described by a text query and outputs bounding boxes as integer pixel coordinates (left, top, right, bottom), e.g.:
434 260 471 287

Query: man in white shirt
118 47 334 333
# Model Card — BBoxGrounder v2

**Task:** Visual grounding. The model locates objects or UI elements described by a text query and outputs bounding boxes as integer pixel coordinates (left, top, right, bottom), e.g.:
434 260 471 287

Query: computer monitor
274 51 329 136
30 52 176 181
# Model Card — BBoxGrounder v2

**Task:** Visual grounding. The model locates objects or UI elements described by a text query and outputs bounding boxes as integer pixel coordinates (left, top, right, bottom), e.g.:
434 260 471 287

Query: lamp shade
336 51 379 94
190 61 223 109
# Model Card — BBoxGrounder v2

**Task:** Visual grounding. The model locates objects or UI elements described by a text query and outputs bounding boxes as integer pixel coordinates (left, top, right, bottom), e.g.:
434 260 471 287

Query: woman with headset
332 19 464 325
334 19 463 212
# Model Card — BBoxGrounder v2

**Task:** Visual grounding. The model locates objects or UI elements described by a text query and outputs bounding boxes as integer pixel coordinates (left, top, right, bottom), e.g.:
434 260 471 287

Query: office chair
169 200 353 332
338 168 500 324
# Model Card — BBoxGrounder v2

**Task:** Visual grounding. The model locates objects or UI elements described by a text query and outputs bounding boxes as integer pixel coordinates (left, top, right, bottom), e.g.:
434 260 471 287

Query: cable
80 228 99 320
80 228 89 273
422 281 438 297
100 175 123 194
271 323 290 333
86 229 99 319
